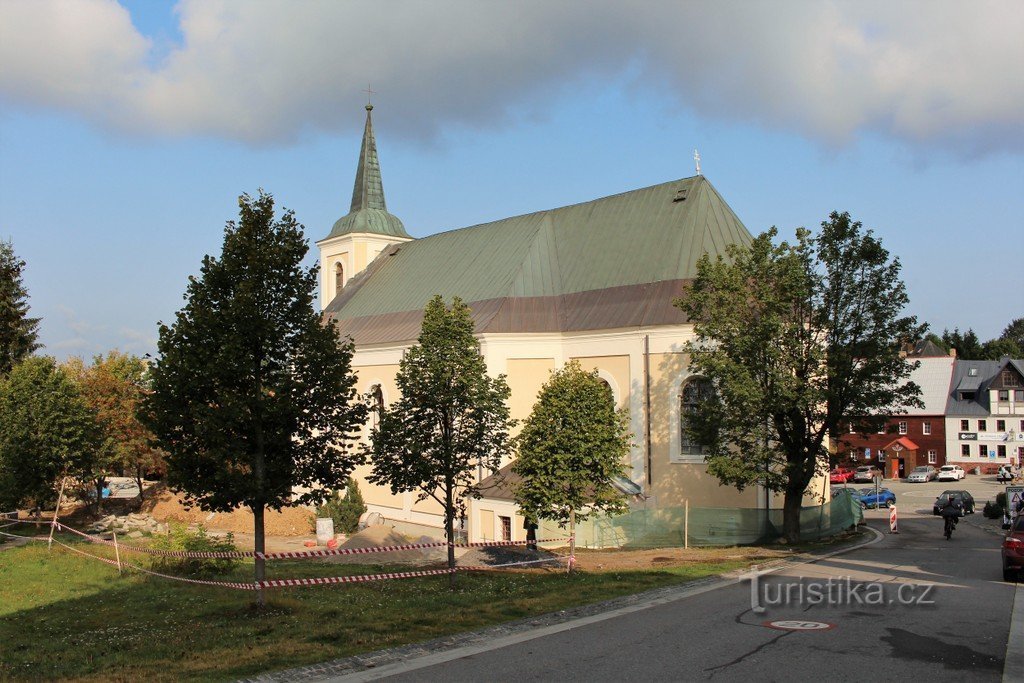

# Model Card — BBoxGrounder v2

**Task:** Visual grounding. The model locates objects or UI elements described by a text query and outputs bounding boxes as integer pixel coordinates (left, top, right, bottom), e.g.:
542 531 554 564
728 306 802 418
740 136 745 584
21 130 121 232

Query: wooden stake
113 531 122 575
684 499 689 549
48 477 67 552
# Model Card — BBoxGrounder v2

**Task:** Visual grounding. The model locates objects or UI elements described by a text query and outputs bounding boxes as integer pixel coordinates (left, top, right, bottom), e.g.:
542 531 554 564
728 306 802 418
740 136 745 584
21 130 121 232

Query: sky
0 0 1022 361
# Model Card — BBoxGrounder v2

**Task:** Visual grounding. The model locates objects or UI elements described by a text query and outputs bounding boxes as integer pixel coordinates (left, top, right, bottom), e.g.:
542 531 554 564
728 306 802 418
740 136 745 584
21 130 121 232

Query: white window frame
922 421 931 435
898 421 908 435
927 450 937 464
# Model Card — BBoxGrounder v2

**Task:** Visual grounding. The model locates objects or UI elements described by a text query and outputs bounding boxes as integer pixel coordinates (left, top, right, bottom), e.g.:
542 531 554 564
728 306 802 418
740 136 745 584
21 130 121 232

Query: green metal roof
325 175 753 341
325 105 410 240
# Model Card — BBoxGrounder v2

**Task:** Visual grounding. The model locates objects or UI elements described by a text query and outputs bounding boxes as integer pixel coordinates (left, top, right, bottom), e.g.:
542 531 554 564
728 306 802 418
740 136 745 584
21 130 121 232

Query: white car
907 465 938 483
936 465 966 481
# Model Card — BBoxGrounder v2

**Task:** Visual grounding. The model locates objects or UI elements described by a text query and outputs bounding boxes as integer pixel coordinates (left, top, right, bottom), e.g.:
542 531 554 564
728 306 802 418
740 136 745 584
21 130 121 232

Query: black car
932 490 976 515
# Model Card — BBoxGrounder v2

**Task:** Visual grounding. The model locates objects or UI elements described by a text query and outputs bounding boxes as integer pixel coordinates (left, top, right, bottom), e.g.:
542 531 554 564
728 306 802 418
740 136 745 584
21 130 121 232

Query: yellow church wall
505 357 555 432
645 350 759 509
570 354 630 411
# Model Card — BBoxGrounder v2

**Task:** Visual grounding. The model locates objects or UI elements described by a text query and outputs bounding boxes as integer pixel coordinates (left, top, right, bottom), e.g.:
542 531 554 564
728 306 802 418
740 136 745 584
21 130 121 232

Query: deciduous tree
368 296 514 586
143 191 366 604
513 361 631 549
66 351 164 508
0 356 96 511
676 212 923 542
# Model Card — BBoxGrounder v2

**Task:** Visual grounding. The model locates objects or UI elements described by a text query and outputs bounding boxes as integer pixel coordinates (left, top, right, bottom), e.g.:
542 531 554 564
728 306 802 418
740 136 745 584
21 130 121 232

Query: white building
944 358 1024 467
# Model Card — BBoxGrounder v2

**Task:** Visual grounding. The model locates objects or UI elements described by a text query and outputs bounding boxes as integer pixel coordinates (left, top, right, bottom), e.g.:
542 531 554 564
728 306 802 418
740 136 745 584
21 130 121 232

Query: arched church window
680 377 713 456
597 378 614 405
335 262 345 293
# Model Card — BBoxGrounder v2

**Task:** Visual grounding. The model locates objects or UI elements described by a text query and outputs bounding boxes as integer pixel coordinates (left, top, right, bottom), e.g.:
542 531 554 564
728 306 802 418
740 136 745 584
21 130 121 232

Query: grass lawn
0 530 773 682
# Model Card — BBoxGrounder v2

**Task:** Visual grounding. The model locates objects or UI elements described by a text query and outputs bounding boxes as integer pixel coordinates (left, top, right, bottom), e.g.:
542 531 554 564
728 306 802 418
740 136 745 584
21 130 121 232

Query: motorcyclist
940 495 963 539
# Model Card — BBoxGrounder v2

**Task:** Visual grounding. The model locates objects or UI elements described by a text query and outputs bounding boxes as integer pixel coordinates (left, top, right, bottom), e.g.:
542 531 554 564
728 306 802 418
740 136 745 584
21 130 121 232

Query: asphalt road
335 508 1019 682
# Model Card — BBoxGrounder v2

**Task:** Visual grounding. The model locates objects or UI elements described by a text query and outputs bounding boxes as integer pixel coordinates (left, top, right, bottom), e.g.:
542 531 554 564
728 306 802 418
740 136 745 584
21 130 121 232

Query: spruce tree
0 239 41 375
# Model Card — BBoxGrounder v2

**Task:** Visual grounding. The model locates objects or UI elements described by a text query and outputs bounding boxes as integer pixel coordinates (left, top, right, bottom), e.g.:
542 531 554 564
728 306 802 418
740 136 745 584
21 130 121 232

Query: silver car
906 465 938 483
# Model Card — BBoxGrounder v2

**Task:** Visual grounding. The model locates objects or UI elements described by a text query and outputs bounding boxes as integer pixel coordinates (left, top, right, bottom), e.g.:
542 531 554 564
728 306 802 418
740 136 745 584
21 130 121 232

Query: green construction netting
540 495 863 549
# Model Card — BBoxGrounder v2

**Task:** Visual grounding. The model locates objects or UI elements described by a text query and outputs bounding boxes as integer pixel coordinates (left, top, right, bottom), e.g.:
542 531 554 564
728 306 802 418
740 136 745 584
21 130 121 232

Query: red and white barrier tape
257 567 457 589
55 522 253 558
13 518 569 561
256 537 567 560
0 529 46 541
461 557 567 571
50 538 258 590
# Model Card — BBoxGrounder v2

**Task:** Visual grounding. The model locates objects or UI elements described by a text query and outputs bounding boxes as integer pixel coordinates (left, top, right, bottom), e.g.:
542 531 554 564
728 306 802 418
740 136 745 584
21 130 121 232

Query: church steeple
350 104 387 213
326 104 409 240
318 103 412 309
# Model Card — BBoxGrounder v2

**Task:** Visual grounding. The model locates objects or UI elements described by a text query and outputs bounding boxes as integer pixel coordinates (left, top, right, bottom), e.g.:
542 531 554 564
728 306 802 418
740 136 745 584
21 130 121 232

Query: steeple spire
325 104 410 240
350 104 388 213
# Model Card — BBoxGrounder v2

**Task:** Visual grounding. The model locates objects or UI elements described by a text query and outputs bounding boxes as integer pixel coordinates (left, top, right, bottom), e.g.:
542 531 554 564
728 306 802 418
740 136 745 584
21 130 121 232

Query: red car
830 467 855 483
1003 515 1024 581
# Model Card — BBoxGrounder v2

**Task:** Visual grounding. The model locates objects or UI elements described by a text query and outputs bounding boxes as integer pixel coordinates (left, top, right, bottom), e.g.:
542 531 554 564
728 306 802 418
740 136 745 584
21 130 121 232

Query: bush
315 477 366 535
983 501 1004 519
150 522 239 575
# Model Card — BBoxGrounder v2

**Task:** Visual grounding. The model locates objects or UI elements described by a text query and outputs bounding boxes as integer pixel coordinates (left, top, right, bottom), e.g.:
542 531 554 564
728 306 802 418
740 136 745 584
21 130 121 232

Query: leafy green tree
676 212 923 542
513 361 631 549
66 351 164 509
983 337 1022 360
0 239 41 375
143 191 366 604
369 296 514 585
1001 318 1024 352
0 357 97 511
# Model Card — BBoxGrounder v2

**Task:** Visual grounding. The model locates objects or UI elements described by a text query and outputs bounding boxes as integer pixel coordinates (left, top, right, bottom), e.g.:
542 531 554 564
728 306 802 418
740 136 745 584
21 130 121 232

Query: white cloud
1 0 1021 155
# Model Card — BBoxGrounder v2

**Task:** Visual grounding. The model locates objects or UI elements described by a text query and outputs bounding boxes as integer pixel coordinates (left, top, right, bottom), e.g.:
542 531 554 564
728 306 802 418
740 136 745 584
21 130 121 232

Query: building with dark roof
945 358 1024 467
318 106 819 542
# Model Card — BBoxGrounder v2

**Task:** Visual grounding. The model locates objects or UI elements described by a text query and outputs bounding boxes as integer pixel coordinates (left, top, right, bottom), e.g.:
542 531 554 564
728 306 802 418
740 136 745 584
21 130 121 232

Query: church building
318 105 821 543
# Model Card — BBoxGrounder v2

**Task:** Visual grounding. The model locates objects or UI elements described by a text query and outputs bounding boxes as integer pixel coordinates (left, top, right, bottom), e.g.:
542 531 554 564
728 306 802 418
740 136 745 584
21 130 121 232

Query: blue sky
1 0 1022 359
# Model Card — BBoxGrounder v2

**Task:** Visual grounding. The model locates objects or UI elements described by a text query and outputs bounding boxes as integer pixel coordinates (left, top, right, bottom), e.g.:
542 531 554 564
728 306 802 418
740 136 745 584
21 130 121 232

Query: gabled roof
324 105 409 240
944 358 1024 416
905 356 956 415
325 175 753 344
883 436 920 452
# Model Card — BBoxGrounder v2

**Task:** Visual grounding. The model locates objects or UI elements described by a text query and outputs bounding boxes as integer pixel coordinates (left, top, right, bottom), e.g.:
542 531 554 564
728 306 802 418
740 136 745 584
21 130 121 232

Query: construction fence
543 496 863 549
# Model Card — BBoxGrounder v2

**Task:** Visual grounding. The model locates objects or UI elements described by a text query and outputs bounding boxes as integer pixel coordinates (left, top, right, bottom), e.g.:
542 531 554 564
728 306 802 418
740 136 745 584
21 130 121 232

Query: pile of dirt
327 525 446 565
141 485 314 537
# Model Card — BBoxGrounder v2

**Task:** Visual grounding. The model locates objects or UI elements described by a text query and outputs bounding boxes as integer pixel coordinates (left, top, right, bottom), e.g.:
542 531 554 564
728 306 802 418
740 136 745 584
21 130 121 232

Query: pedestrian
524 515 538 551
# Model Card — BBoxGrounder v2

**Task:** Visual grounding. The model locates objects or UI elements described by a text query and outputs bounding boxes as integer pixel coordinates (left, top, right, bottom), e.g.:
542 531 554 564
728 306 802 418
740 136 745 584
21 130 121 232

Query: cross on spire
694 149 701 176
363 84 376 108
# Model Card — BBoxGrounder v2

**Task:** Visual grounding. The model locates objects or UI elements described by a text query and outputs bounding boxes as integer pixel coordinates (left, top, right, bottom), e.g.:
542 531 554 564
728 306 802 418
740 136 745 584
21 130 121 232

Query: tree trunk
568 509 576 574
134 466 145 509
94 478 105 516
782 488 802 544
445 485 456 589
254 503 266 607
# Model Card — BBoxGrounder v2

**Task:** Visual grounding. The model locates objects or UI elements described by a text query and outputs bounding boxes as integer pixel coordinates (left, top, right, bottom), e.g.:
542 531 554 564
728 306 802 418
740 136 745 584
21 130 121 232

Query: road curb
1005 582 1024 683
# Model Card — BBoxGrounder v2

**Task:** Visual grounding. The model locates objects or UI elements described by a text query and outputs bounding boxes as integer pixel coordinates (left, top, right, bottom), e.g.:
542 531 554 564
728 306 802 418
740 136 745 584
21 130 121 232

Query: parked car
997 465 1017 483
857 488 896 509
906 465 938 483
853 465 882 483
932 490 976 515
1002 514 1024 581
830 467 855 483
936 465 966 481
832 486 862 502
